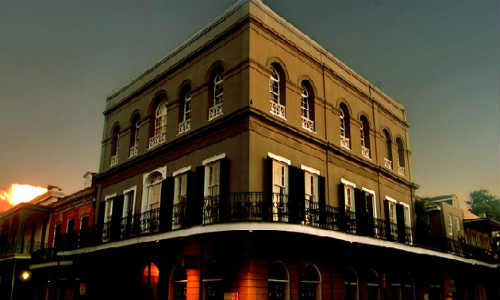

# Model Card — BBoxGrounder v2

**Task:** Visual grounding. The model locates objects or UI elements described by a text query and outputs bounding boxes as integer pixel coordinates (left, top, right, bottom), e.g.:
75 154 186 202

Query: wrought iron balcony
270 101 286 119
148 131 166 149
301 117 315 132
0 240 45 257
384 157 393 170
129 145 138 158
178 119 191 135
361 146 370 159
340 136 350 150
110 154 118 167
208 103 224 121
55 192 498 264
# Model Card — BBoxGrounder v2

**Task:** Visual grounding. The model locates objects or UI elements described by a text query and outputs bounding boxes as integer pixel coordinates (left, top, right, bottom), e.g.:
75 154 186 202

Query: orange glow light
0 184 47 206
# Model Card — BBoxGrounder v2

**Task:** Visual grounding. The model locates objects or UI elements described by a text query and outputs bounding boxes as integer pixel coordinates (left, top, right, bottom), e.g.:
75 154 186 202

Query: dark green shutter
396 203 406 243
318 176 326 226
219 157 229 222
366 194 375 237
111 195 124 241
264 157 273 221
384 200 391 240
186 171 198 226
195 166 205 224
160 177 174 232
296 169 305 223
338 183 346 231
287 166 303 224
354 188 363 234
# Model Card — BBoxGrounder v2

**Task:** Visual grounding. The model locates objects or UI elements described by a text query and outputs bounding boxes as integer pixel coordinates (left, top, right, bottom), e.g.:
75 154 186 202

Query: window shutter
354 188 363 234
318 176 326 225
195 166 205 224
366 194 375 237
384 200 391 240
396 203 406 243
219 157 229 222
338 183 346 231
264 157 273 221
296 169 305 222
98 199 106 234
110 195 124 241
287 166 298 223
160 177 174 232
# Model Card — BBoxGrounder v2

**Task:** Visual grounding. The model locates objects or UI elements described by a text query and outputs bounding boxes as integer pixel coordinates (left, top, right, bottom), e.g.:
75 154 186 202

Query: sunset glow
0 184 47 206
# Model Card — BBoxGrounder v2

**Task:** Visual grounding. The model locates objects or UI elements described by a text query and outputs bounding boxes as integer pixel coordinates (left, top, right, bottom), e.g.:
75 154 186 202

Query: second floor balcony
208 103 224 121
149 130 167 149
270 101 286 119
178 119 191 135
301 117 314 132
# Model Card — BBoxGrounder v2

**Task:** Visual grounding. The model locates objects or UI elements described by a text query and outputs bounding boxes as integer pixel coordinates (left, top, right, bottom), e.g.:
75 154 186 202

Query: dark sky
0 0 498 204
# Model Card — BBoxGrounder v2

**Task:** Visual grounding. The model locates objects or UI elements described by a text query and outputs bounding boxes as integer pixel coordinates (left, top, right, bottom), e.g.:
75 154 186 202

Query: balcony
398 166 405 176
361 146 370 159
110 155 118 167
384 158 393 170
208 103 224 121
148 131 166 149
129 145 138 158
56 192 498 264
301 117 315 132
340 136 350 150
0 240 45 258
270 101 286 119
178 119 191 135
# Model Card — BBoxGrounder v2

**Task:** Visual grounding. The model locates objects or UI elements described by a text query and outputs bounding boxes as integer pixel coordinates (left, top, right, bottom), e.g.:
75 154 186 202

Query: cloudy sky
0 0 498 208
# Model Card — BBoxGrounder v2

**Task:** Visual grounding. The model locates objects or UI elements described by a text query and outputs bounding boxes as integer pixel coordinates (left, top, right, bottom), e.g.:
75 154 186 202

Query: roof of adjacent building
463 210 479 220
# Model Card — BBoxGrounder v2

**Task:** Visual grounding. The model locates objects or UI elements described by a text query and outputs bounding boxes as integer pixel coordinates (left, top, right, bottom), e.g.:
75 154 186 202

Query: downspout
322 60 329 203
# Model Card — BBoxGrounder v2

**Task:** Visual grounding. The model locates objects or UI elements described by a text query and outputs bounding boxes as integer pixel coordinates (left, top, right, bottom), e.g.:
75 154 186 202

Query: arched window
269 63 286 119
141 263 160 300
145 171 163 212
202 261 224 300
172 266 187 300
268 261 289 300
209 68 224 120
344 268 359 300
178 85 192 134
360 116 370 158
396 138 405 169
149 97 167 149
301 81 315 132
366 270 380 300
110 125 120 167
339 103 351 149
383 129 393 169
129 114 140 158
402 274 416 300
299 265 321 300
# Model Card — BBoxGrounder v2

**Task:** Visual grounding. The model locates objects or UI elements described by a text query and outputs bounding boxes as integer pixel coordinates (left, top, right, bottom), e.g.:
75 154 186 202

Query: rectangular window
105 198 113 222
204 161 220 197
67 219 75 234
455 217 460 234
80 215 89 232
304 171 319 225
388 201 397 223
148 182 162 210
123 190 135 217
344 185 355 212
272 160 288 195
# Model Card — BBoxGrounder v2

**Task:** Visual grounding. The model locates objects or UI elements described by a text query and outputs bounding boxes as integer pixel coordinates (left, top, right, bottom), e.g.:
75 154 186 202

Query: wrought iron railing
55 192 498 263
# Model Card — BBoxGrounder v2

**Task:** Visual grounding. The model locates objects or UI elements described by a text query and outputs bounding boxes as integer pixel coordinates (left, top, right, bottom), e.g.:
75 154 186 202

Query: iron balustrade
55 192 498 263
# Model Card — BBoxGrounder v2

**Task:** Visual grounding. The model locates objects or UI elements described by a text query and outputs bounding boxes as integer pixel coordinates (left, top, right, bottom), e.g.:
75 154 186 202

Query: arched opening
141 262 160 300
269 63 286 119
202 260 224 300
344 268 358 300
383 129 393 169
339 103 351 149
172 266 187 300
208 67 224 120
299 264 321 300
268 261 289 300
129 113 140 157
360 115 370 158
396 138 405 169
178 85 192 134
300 80 315 132
366 269 380 300
402 273 416 300
149 94 167 149
110 125 120 166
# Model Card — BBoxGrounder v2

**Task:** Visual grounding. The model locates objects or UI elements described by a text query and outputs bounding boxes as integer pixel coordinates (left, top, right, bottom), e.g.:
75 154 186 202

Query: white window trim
340 178 356 188
202 153 226 166
362 187 377 218
301 164 320 176
141 166 167 213
104 193 117 221
172 166 191 177
122 186 137 218
400 201 412 229
267 152 291 165
385 196 397 203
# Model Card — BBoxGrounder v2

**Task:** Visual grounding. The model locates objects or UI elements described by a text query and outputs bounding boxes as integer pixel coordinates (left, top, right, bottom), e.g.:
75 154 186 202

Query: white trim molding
202 153 226 166
340 178 356 188
301 164 320 176
362 187 375 195
386 196 397 203
172 166 192 177
267 152 291 165
122 185 137 217
362 187 377 218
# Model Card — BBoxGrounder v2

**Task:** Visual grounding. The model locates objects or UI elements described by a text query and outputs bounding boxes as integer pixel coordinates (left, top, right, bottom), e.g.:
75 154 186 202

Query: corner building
58 1 499 299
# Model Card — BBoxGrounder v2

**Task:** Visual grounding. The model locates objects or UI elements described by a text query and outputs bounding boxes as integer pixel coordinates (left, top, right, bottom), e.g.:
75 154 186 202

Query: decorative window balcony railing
178 119 191 135
148 130 166 149
208 103 224 121
301 117 315 132
110 155 118 167
56 192 499 264
384 158 393 170
340 136 350 150
270 101 286 119
129 145 138 158
361 146 370 159
398 166 405 176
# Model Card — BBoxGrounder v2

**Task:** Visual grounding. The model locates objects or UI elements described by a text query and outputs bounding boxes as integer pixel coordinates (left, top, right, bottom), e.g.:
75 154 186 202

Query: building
50 1 499 300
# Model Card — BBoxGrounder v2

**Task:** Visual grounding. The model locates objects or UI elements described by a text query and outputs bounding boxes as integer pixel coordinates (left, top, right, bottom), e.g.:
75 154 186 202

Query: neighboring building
463 218 499 253
419 194 464 242
0 186 64 300
41 1 500 300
